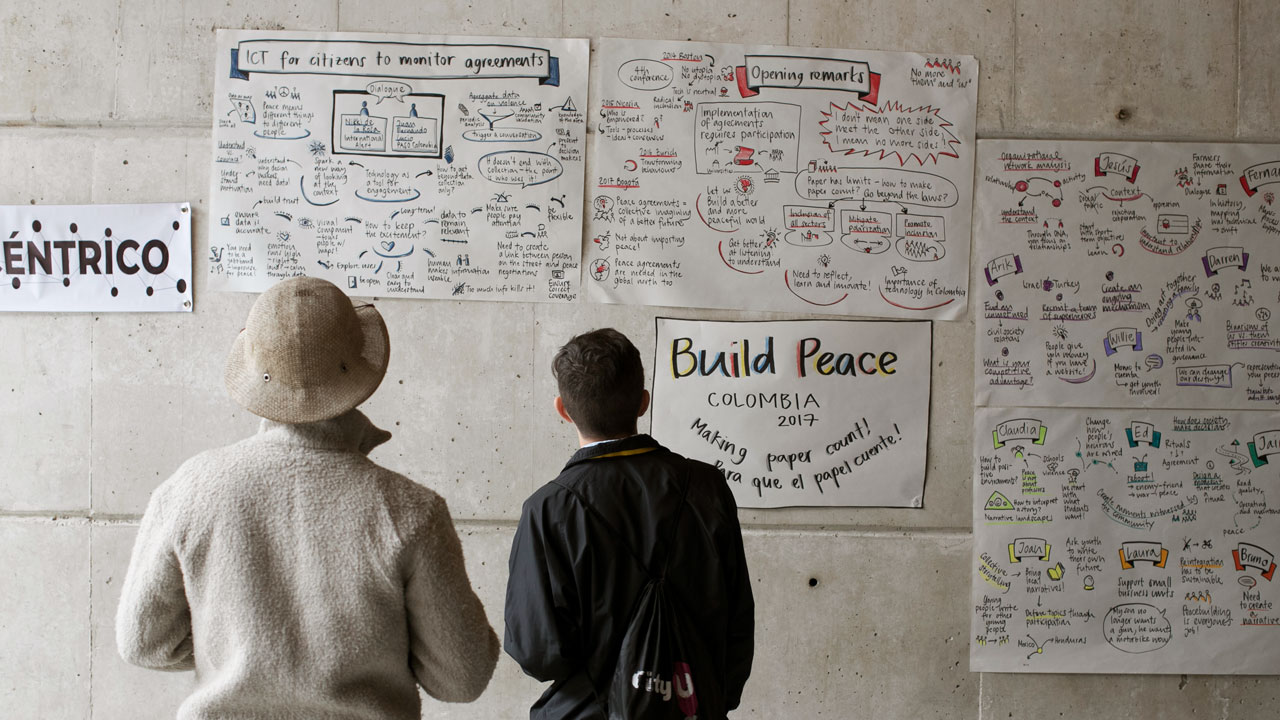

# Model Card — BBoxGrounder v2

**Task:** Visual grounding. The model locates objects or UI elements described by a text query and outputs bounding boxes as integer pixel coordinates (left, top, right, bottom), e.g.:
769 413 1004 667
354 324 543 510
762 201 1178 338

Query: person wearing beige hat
116 276 499 719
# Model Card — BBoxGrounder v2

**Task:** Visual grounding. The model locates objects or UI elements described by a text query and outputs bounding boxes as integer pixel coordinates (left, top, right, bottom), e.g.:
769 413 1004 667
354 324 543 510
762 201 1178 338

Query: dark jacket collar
563 434 664 469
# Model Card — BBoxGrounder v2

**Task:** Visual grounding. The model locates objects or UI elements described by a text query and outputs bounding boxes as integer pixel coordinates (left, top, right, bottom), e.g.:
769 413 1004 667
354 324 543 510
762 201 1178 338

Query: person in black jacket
504 327 755 719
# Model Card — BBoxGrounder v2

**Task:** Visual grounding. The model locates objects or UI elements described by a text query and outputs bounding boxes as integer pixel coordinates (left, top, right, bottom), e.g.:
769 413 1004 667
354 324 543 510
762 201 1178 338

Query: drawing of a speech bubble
840 209 893 254
462 128 543 143
618 59 673 91
477 151 564 188
784 205 834 232
898 214 945 242
841 209 893 235
366 81 411 103
1175 364 1233 388
1145 354 1163 371
1103 603 1171 654
820 101 960 165
795 167 959 208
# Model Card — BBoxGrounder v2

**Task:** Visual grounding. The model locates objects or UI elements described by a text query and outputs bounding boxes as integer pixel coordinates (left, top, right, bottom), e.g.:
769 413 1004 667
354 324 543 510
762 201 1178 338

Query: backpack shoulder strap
656 468 692 578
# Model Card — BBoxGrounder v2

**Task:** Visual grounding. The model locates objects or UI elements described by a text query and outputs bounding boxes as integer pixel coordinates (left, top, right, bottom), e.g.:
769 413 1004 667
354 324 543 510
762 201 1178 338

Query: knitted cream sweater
117 410 499 719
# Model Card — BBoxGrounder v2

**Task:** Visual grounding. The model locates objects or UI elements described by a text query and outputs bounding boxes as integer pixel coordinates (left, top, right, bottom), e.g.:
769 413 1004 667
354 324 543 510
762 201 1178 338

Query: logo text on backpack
631 670 672 701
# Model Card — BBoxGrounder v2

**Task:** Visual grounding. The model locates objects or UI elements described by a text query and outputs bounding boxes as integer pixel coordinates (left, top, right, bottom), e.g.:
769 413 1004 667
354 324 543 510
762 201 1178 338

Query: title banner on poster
651 318 931 508
973 140 1280 410
971 407 1280 674
210 30 587 302
0 203 193 312
587 38 977 319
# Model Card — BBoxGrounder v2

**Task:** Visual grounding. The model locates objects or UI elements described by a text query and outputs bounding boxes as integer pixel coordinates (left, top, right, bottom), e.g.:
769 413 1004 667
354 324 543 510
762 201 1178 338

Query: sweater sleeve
404 495 499 703
116 483 195 672
502 491 580 683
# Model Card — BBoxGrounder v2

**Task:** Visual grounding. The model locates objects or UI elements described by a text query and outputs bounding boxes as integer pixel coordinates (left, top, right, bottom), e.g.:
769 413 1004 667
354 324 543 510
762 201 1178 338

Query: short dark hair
552 328 645 439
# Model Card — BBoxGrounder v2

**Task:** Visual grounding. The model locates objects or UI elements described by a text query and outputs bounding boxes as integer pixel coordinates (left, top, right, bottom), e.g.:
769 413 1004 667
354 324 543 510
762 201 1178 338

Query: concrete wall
1 1 1277 718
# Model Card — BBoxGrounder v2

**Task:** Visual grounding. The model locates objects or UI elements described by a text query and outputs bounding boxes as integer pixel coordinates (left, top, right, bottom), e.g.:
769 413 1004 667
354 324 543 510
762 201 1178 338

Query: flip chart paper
651 318 931 508
588 39 976 318
210 30 587 301
974 140 1280 409
972 407 1280 674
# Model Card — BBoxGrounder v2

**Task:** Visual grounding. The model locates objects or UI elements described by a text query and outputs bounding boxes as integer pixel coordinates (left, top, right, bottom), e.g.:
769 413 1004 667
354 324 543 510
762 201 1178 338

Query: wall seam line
109 0 124 124
977 670 984 720
786 0 793 46
1010 0 1019 132
87 205 99 709
0 511 974 538
1235 0 1243 138
87 520 96 716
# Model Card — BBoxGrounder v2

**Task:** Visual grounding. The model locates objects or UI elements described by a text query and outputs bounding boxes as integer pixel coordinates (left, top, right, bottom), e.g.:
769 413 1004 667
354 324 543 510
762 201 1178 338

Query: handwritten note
587 39 976 318
210 30 586 301
972 407 1280 674
651 318 931 508
974 140 1280 408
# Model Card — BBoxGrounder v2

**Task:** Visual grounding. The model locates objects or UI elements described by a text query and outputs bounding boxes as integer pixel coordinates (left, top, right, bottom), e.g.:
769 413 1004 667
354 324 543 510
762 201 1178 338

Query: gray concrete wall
1 1 1277 718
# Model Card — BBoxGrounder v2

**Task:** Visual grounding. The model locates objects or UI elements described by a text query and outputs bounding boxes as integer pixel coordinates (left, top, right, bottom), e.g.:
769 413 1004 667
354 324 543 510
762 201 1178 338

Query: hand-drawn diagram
972 408 1280 674
650 318 931 508
587 39 977 318
210 30 586 301
0 203 192 312
974 140 1280 408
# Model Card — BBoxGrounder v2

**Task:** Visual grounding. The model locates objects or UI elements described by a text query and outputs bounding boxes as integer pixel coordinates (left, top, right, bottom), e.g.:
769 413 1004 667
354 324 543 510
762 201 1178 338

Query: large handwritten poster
210 30 587 301
0 203 192 312
587 39 977 318
971 408 1280 674
650 318 931 508
974 140 1280 408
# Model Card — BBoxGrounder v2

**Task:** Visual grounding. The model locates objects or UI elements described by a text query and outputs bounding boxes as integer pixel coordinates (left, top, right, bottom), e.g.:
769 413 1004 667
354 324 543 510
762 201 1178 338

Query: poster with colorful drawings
971 407 1280 674
974 140 1280 409
586 38 977 318
210 30 586 301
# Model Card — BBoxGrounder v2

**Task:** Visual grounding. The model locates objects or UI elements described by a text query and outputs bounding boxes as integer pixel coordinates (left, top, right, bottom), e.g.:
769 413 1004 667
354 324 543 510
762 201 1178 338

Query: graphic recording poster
971 408 1280 674
210 30 586 302
974 140 1280 409
0 203 192 312
587 39 977 318
651 318 931 508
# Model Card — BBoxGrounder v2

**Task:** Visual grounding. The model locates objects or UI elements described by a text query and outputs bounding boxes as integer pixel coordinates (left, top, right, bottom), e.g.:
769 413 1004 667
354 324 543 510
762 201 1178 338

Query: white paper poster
0 203 192 312
587 39 977 318
210 30 587 301
974 140 1280 409
971 407 1280 674
650 318 931 508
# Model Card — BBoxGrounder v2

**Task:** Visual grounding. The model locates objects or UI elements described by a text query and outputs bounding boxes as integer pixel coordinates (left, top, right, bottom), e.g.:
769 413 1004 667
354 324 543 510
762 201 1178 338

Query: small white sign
0 203 193 312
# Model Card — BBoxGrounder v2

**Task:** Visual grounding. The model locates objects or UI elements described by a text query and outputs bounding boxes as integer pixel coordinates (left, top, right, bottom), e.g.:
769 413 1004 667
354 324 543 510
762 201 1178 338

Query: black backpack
608 574 699 720
559 471 703 720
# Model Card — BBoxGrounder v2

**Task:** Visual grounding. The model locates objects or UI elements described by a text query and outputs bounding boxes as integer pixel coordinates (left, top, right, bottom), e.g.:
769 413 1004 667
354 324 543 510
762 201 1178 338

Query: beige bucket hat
225 277 389 423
